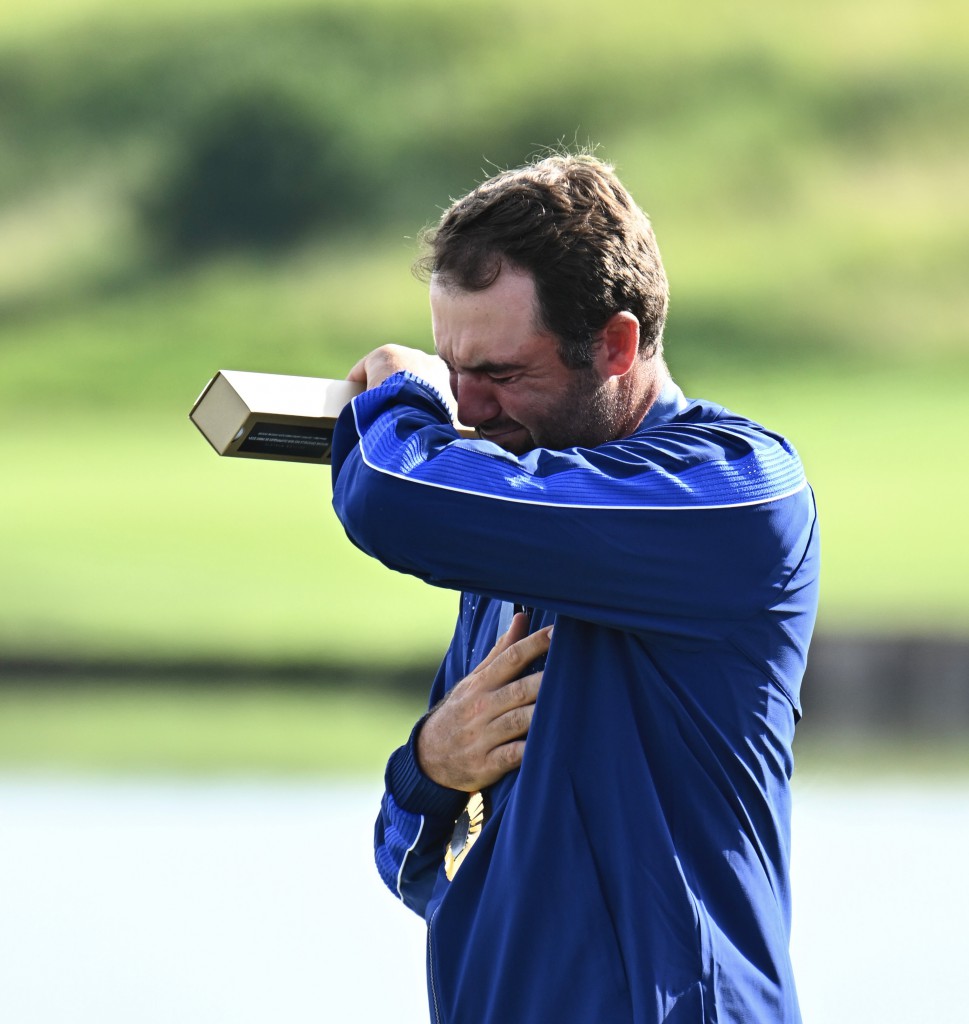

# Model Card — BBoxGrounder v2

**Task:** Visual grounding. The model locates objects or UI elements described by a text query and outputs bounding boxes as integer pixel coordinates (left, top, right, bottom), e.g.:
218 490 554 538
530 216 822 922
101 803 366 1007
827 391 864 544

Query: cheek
510 382 562 421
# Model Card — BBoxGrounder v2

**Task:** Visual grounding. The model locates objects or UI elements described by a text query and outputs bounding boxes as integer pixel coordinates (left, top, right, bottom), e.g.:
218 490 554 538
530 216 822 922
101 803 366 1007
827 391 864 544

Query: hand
417 613 552 792
347 344 456 416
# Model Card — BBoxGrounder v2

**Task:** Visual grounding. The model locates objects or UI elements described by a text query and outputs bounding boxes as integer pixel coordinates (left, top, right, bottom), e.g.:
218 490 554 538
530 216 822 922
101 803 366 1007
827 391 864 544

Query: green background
1 0 966 773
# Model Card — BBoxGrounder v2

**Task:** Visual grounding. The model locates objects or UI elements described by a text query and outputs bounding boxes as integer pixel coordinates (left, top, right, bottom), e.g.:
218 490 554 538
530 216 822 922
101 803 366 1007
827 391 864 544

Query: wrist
385 715 468 819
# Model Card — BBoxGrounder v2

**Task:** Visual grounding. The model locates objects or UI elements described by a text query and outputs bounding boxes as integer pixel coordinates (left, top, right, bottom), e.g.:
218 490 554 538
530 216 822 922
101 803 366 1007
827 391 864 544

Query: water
1 776 967 1023
0 779 427 1024
791 780 969 1023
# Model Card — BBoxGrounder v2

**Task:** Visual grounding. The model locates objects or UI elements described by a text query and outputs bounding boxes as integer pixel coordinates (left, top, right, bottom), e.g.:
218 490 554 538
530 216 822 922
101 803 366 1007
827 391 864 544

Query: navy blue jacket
331 372 820 1024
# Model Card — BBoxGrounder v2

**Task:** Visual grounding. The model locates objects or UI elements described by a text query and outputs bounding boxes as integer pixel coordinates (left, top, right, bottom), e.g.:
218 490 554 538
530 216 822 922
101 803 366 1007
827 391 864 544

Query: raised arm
332 370 812 641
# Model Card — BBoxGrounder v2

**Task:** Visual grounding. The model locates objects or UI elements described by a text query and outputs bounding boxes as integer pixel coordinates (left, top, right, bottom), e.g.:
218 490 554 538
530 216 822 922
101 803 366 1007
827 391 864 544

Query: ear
594 312 640 379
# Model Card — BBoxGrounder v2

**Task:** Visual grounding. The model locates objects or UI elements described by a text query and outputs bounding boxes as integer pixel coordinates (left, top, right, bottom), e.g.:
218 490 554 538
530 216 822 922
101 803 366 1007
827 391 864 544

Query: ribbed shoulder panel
352 384 807 511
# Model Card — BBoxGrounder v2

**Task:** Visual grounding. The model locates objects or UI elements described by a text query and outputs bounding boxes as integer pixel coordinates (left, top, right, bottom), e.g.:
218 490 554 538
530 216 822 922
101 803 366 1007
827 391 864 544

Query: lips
478 426 517 440
477 422 522 441
476 422 531 453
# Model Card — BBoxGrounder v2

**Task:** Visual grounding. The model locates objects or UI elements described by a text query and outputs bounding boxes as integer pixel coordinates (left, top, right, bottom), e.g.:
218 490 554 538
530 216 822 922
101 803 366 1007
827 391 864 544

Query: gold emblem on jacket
444 791 485 880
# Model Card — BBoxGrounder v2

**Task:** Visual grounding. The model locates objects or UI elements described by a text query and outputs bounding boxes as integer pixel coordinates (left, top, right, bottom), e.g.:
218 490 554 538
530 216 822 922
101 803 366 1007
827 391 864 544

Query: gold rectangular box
190 370 365 464
191 369 473 464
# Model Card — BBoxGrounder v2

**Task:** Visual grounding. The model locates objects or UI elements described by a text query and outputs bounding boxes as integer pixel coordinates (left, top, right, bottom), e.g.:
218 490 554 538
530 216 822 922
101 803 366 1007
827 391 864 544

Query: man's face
430 268 621 455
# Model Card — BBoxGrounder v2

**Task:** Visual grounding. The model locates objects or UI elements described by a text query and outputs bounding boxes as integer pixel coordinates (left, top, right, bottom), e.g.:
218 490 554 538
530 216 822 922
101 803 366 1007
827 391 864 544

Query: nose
452 373 502 428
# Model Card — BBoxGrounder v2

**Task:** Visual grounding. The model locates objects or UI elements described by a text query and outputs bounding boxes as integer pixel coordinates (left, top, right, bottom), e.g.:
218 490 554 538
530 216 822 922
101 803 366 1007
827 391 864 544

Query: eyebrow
469 359 525 375
440 355 526 375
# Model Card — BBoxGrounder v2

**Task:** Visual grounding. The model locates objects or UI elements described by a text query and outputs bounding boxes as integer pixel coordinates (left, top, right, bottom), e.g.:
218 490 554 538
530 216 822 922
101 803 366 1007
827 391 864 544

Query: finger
346 346 405 391
487 699 536 748
472 612 531 674
490 669 542 718
483 623 552 683
484 738 527 779
346 356 369 384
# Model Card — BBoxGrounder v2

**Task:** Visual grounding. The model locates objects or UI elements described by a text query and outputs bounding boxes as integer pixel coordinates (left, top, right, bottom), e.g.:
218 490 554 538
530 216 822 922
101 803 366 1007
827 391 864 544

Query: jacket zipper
427 907 443 1024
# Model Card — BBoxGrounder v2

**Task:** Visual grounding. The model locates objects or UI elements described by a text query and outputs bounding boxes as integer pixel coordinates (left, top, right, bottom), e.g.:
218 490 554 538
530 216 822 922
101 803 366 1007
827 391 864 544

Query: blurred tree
142 87 363 257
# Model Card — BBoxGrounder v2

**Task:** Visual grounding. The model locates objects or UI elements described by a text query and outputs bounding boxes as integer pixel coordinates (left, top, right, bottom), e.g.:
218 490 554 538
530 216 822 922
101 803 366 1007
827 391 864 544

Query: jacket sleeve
373 641 469 919
331 372 814 643
374 720 467 918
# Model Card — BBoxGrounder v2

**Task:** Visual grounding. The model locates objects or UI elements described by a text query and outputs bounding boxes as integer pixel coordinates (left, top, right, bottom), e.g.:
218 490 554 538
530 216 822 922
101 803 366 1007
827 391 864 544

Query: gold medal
444 791 486 881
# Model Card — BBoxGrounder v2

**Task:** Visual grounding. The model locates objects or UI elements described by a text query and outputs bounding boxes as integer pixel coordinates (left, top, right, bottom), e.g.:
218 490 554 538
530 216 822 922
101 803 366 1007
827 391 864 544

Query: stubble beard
523 367 625 453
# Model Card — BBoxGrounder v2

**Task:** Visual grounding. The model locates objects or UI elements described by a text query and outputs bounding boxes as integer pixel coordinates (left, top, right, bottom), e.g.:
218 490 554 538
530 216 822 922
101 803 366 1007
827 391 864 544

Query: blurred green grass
1 412 460 665
2 681 966 779
0 680 425 776
3 355 966 667
1 353 965 666
1 0 967 676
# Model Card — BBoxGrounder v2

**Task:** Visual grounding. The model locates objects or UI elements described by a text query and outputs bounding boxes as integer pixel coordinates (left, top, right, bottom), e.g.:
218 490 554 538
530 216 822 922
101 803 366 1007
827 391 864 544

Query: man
330 154 819 1023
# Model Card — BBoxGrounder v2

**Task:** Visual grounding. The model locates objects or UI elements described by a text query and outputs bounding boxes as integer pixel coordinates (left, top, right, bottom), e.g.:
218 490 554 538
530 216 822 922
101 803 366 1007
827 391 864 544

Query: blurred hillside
1 0 967 672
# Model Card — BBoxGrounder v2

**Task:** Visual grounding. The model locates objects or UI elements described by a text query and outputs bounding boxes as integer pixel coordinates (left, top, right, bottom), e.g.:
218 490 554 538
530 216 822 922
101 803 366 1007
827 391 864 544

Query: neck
616 357 669 438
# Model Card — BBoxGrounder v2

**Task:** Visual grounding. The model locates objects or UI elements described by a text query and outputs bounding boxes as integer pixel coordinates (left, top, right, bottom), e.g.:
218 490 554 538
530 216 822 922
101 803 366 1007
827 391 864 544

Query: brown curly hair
415 154 669 369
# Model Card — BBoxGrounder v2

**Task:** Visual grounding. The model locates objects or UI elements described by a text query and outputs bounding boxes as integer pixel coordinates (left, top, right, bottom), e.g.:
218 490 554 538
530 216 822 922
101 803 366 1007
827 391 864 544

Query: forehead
429 268 551 367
